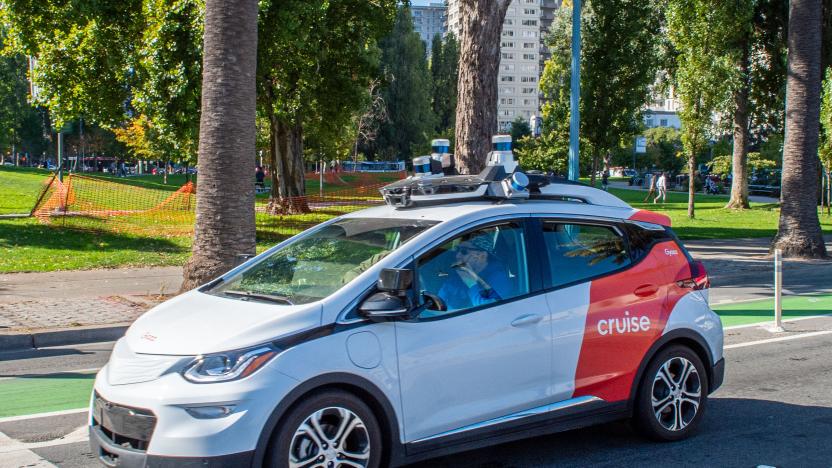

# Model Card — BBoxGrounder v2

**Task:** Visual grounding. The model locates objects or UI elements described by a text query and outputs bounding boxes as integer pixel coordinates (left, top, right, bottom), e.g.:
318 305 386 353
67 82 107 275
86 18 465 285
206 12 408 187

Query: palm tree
771 0 827 258
454 0 512 175
181 0 259 290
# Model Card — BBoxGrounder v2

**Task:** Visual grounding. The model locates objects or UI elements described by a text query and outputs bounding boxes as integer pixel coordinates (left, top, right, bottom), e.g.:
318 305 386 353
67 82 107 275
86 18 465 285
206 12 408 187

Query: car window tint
541 222 630 288
417 222 529 315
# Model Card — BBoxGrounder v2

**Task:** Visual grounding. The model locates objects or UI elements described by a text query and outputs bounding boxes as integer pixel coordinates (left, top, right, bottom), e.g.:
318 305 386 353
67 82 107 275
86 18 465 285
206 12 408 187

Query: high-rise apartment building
411 3 447 56
447 0 559 131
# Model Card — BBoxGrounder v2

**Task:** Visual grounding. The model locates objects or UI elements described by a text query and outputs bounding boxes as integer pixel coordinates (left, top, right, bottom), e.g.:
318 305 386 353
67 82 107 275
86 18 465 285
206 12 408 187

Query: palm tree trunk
181 0 259 291
454 0 511 174
771 0 827 258
726 42 751 210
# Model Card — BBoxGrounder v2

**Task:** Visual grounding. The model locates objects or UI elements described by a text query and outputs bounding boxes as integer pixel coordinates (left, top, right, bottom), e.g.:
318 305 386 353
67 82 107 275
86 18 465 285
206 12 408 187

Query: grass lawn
713 294 832 328
0 166 54 214
607 187 832 240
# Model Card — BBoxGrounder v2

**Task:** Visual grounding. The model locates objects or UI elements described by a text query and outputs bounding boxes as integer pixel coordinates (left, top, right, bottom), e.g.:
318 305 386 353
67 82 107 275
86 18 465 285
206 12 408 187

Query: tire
266 390 383 468
633 345 709 442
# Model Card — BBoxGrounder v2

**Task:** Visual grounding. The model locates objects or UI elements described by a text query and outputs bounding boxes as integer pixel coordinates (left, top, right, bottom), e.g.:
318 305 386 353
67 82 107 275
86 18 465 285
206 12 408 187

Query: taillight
677 260 709 290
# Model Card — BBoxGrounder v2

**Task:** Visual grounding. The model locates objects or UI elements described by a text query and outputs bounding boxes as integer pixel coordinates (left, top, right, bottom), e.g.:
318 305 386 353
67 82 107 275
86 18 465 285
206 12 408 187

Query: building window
645 119 654 127
522 87 536 94
505 18 514 25
522 53 536 60
500 87 516 94
521 76 537 83
522 30 538 37
502 30 514 37
502 64 516 71
501 41 515 48
660 119 668 127
524 8 537 15
522 19 538 26
501 110 515 117
523 42 536 49
500 98 515 105
502 52 515 59
523 98 534 106
501 75 515 82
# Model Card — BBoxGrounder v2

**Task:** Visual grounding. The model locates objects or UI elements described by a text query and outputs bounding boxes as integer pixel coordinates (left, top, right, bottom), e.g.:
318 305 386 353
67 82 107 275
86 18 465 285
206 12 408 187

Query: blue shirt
437 260 514 310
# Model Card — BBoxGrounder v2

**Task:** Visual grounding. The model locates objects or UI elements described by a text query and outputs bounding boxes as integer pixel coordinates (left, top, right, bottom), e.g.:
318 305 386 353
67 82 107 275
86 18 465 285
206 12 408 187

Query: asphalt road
1 316 831 468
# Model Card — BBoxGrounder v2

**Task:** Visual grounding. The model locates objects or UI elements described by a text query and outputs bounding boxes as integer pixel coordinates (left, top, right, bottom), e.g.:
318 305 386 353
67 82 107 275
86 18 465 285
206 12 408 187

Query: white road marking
725 330 832 350
0 408 88 424
0 431 58 466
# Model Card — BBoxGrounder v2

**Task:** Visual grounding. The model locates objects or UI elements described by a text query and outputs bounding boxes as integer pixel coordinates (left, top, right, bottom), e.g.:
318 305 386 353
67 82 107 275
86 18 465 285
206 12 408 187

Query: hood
125 290 322 355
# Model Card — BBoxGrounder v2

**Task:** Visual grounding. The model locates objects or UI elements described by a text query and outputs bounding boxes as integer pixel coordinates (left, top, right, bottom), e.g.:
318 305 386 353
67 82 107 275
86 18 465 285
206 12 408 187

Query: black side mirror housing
378 268 413 293
360 268 415 321
359 292 411 321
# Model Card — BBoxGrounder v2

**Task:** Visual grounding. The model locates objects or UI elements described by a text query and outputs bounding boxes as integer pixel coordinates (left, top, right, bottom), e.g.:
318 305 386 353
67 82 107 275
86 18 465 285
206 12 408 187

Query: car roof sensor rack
380 135 632 210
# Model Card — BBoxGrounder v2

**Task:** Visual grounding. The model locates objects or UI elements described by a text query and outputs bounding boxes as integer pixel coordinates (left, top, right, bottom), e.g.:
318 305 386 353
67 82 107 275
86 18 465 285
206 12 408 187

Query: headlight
182 344 278 383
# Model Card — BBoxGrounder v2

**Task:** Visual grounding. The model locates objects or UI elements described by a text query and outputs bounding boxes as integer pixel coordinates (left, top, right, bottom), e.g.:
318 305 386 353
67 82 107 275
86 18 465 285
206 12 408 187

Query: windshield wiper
223 290 294 305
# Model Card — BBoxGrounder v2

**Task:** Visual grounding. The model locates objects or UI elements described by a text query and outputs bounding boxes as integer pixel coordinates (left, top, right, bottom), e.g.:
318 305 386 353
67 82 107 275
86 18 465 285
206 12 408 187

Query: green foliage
1 0 203 164
430 32 458 135
821 69 832 170
515 133 568 174
0 33 48 158
709 152 777 175
510 117 531 143
643 127 684 173
666 0 753 159
372 5 436 160
748 0 789 138
539 0 660 175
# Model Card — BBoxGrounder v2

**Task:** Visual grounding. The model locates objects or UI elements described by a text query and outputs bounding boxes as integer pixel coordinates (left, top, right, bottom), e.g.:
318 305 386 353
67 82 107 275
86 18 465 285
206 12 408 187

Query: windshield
209 218 438 305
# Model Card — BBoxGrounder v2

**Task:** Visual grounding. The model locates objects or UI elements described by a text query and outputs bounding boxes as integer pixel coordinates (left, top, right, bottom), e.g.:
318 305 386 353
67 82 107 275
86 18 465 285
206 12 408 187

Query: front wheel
267 390 382 468
633 345 708 442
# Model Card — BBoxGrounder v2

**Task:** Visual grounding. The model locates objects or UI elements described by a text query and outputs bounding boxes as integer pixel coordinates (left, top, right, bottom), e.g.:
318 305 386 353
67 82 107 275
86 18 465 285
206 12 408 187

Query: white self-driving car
89 142 723 468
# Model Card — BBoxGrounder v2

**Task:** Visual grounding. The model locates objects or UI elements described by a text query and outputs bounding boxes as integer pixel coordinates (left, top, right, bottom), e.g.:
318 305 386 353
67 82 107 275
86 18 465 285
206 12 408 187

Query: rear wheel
634 345 708 441
267 390 382 468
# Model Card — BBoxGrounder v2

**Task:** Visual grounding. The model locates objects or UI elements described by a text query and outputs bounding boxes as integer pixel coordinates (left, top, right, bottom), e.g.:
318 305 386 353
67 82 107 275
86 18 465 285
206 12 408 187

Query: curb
0 323 130 352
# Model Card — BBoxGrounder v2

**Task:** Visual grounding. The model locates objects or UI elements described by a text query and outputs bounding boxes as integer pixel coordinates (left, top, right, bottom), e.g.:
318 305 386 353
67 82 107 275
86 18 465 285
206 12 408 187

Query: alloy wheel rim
289 406 371 468
651 356 702 431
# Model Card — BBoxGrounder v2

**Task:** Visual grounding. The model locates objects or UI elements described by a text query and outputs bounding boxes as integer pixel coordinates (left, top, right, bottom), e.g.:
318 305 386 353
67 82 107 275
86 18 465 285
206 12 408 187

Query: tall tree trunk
454 0 511 174
589 152 598 187
772 0 827 258
688 154 696 219
726 42 751 210
181 0 258 291
268 120 310 214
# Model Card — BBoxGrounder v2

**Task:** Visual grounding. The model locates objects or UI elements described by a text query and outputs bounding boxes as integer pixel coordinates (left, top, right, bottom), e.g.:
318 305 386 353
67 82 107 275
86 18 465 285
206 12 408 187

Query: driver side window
416 222 529 315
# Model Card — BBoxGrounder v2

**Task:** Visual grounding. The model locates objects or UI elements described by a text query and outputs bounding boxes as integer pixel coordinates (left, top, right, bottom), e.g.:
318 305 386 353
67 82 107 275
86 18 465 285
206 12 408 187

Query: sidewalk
1 237 830 351
0 267 182 350
607 180 780 204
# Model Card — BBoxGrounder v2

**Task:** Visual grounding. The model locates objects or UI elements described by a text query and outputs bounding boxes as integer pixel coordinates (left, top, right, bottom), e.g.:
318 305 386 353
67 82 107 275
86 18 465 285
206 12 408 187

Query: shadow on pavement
407 398 832 468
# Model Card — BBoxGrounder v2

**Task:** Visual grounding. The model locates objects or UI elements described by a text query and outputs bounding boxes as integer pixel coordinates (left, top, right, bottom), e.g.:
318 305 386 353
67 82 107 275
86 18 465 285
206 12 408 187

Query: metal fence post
773 249 784 332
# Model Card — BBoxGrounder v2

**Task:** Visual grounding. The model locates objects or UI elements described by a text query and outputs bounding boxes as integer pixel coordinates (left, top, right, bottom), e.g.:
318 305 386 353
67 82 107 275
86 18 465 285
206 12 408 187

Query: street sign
635 136 647 154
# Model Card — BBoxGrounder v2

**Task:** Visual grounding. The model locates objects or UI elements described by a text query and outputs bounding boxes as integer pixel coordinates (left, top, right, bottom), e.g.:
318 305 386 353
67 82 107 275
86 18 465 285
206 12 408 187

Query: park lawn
0 166 54 214
606 187 832 239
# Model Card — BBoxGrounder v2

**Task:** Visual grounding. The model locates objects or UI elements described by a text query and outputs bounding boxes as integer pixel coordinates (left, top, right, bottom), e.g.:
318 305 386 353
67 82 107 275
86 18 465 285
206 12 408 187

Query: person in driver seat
438 234 513 310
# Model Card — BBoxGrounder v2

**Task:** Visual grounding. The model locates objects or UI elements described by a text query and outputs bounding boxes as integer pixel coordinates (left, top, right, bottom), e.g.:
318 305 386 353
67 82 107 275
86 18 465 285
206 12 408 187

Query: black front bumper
89 425 254 468
710 357 725 393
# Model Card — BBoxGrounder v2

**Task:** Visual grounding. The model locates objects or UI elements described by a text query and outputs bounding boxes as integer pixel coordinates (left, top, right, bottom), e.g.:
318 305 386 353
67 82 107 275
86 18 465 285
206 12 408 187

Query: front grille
92 393 157 451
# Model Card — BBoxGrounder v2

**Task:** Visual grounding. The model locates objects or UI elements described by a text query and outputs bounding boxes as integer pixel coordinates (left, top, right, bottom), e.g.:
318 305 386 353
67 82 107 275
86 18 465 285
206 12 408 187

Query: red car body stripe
628 210 672 227
572 241 691 402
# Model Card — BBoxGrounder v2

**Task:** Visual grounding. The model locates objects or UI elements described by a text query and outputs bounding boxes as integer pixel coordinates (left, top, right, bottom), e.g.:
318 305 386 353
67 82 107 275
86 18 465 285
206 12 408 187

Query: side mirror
377 268 413 293
359 292 411 321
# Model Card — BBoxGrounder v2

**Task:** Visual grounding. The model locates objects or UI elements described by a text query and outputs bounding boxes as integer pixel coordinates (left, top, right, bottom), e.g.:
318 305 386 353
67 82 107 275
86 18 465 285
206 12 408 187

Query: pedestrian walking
654 172 667 204
644 172 657 202
601 171 609 191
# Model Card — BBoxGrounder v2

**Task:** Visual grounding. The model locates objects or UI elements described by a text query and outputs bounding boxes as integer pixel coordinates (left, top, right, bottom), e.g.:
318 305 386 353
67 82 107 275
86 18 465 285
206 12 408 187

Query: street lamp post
568 0 581 181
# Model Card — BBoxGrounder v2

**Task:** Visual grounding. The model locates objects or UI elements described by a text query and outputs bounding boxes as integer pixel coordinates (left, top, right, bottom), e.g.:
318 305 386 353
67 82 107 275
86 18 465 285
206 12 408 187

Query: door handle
511 314 543 327
634 284 658 297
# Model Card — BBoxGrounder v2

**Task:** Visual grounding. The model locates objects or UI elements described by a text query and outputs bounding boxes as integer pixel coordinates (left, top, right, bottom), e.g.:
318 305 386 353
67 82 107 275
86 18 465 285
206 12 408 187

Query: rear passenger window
541 222 630 288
